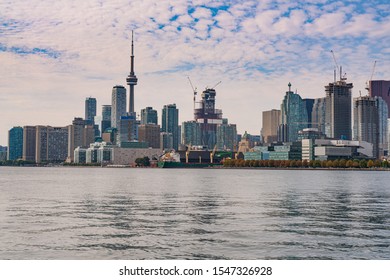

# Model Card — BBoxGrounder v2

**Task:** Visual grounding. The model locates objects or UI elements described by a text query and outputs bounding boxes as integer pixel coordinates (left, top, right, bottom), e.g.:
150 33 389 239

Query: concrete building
111 85 127 129
138 124 161 148
74 147 87 164
36 126 69 163
111 147 161 165
162 104 179 150
314 139 373 160
325 80 353 140
85 97 97 125
279 83 308 142
262 109 280 144
311 97 326 134
353 96 379 158
8 126 23 160
369 80 390 117
141 107 158 125
67 118 95 161
23 126 36 162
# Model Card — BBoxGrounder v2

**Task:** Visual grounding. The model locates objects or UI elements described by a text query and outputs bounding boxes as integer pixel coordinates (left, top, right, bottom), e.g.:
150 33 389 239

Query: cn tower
126 30 138 115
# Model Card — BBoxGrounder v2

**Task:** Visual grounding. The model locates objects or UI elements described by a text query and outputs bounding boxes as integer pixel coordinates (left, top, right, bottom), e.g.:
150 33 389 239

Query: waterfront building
298 128 326 141
141 107 158 125
36 126 69 163
8 126 23 160
301 139 315 161
244 146 269 160
375 97 389 157
216 121 237 151
279 83 308 142
85 97 97 125
74 147 87 164
111 147 161 166
325 79 353 140
353 96 379 158
162 104 179 150
268 142 302 161
182 121 202 147
161 132 173 150
138 124 161 148
111 85 127 129
0 146 7 161
314 139 373 160
67 118 95 162
311 97 326 134
23 126 36 162
126 31 138 116
237 131 251 153
262 109 280 144
101 105 112 134
369 80 390 117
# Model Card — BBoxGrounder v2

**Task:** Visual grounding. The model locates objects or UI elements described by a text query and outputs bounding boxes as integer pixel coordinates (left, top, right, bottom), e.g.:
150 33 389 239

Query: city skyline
1 0 390 145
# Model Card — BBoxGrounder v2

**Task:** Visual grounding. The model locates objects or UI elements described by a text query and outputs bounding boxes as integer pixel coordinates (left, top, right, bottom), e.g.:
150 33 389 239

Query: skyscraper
118 115 138 144
36 126 68 163
22 126 36 162
85 97 97 125
126 31 138 115
111 85 127 129
303 98 315 128
141 107 158 125
138 124 161 148
162 104 179 150
262 109 280 144
279 83 308 142
216 120 237 150
182 120 202 146
375 96 389 157
325 80 353 140
369 80 390 117
353 96 379 158
101 105 112 134
8 126 23 160
311 97 326 134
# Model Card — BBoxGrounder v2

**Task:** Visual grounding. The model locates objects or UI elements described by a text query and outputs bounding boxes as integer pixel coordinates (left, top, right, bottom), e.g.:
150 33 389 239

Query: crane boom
187 76 197 110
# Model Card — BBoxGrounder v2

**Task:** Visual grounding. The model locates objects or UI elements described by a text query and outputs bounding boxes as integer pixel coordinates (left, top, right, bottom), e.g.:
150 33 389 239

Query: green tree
359 159 367 168
367 159 374 168
302 160 309 168
339 159 347 168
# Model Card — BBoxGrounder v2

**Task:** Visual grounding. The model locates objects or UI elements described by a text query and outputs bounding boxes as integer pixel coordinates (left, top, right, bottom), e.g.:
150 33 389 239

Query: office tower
303 99 315 128
279 83 308 142
67 118 95 161
138 124 161 148
353 96 379 158
23 126 36 161
325 80 353 140
375 96 388 157
118 115 138 144
85 97 97 125
126 31 138 115
262 109 280 143
141 107 158 125
111 85 127 129
8 126 23 160
36 126 68 163
182 121 202 146
160 132 173 150
162 104 179 150
101 105 112 134
369 80 390 117
216 121 237 150
311 97 326 134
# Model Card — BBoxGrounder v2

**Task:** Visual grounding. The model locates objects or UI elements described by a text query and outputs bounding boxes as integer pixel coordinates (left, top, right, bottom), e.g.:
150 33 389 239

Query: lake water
0 167 389 259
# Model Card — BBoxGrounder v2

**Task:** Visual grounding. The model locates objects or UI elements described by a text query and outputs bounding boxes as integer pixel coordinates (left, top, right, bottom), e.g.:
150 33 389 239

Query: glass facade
162 104 179 150
8 126 23 160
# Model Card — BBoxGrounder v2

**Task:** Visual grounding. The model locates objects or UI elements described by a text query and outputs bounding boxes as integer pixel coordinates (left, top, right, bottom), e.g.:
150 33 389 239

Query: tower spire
126 30 138 115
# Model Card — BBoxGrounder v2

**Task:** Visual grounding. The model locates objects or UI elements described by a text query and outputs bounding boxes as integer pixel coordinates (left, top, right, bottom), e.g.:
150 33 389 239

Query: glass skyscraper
141 107 158 125
111 85 127 129
8 126 23 160
85 97 97 125
162 104 179 150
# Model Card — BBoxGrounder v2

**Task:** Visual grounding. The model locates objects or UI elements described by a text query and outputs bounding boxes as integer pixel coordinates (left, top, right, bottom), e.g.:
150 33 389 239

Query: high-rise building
162 104 179 150
375 96 388 157
126 31 138 115
216 121 237 150
303 98 315 128
325 80 353 140
111 85 127 129
262 109 280 144
23 126 36 162
311 97 326 134
85 97 97 125
279 83 308 142
67 118 95 161
8 126 23 160
141 107 158 125
101 105 112 134
118 115 138 144
160 132 173 150
138 124 161 148
369 80 390 117
182 121 202 147
353 96 378 158
36 126 68 163
0 146 7 161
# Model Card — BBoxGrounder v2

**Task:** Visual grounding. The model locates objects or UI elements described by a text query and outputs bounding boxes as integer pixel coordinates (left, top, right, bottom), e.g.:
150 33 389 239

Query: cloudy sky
1 0 389 145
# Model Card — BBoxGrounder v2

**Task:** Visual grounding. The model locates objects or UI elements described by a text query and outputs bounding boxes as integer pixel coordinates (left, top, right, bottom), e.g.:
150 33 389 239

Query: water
0 167 389 259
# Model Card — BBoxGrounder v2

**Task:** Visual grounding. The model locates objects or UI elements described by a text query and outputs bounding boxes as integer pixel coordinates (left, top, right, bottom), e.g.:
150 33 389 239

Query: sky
1 0 390 146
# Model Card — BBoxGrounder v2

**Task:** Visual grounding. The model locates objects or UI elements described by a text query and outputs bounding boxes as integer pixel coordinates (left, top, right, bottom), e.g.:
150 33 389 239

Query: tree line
222 158 390 169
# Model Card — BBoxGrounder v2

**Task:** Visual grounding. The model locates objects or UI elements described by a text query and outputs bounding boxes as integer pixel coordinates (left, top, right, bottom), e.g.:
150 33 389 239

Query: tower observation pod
126 30 138 116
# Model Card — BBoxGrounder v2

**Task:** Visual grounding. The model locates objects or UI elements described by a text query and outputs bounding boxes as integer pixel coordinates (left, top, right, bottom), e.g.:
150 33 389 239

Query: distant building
111 147 161 166
23 126 37 162
101 105 112 134
141 107 158 125
303 99 315 128
369 80 390 118
138 124 161 148
262 109 280 144
0 146 7 161
35 126 69 163
314 139 373 160
325 80 353 140
74 147 87 164
67 118 95 162
8 126 23 160
375 97 389 157
182 121 202 147
85 97 97 125
118 115 138 144
111 85 127 129
237 131 251 153
160 132 174 150
162 104 179 150
216 121 237 151
311 97 326 134
268 142 302 161
279 83 308 142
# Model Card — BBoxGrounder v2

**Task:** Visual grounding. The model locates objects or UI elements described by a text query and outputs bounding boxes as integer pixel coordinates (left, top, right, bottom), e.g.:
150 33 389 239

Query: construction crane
211 81 221 89
187 76 197 111
330 50 347 82
365 60 377 92
210 145 217 164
